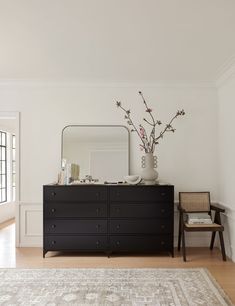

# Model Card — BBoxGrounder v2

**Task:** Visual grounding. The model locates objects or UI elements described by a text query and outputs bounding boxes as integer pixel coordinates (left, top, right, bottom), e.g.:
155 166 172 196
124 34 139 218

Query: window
0 131 7 203
12 135 16 201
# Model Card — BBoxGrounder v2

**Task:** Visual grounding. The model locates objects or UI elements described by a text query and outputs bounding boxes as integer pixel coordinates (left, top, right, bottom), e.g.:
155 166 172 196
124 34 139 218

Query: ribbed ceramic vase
141 152 158 185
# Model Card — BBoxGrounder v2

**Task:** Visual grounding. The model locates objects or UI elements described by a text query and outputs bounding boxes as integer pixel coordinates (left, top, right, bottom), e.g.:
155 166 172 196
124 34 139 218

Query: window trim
0 130 7 203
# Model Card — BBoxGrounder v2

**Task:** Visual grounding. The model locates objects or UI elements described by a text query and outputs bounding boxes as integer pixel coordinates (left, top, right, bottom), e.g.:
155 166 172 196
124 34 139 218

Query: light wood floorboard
0 220 235 304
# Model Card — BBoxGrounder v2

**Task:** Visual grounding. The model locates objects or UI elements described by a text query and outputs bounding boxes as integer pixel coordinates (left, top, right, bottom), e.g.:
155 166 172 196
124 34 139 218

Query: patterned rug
0 268 233 305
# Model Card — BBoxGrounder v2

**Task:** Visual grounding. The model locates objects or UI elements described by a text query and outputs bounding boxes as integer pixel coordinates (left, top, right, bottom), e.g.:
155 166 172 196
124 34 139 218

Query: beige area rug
0 268 233 306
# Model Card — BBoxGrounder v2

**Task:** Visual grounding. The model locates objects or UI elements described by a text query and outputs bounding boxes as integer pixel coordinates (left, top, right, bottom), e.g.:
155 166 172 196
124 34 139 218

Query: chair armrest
210 204 225 213
177 205 186 213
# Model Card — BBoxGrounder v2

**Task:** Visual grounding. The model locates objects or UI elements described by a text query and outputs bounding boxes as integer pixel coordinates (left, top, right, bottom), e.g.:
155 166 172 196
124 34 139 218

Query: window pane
12 148 15 161
1 175 6 188
1 161 5 174
12 187 16 202
1 147 6 160
2 189 6 202
0 175 3 188
2 133 6 146
12 161 16 173
12 135 16 149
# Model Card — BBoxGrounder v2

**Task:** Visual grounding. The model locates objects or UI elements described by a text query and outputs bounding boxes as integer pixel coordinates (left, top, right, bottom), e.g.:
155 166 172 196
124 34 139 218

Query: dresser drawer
110 219 172 234
44 203 107 218
110 186 173 202
110 235 172 252
44 220 107 234
44 186 107 202
110 203 172 218
44 235 107 250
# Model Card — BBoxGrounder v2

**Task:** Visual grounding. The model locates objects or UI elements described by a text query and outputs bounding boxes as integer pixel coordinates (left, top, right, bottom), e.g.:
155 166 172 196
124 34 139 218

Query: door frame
0 111 20 247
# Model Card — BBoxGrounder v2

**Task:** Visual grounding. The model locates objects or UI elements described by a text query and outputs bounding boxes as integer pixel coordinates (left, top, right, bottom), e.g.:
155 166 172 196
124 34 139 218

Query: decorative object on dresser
43 184 174 258
116 91 185 184
124 175 141 185
141 153 158 185
61 125 129 184
178 192 226 262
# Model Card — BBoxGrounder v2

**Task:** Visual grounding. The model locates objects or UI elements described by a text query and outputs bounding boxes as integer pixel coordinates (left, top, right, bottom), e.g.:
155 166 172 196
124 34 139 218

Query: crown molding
0 79 216 89
216 55 235 87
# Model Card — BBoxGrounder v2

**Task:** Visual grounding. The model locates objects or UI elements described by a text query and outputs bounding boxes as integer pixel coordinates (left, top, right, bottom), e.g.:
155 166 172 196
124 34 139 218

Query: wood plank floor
1 219 235 304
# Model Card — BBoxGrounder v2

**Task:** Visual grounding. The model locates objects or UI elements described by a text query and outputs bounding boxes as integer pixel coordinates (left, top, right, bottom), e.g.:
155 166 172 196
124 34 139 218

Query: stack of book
186 213 213 224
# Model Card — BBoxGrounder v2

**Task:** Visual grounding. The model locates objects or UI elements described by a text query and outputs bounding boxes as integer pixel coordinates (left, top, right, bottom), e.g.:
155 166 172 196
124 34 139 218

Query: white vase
141 153 158 185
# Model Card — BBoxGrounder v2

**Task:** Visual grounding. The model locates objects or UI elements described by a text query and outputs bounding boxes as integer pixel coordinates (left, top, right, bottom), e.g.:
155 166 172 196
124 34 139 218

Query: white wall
0 82 219 246
217 74 235 261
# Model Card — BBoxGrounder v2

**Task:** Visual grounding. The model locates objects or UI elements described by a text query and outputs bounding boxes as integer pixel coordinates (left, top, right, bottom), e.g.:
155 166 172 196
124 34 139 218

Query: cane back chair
178 192 226 261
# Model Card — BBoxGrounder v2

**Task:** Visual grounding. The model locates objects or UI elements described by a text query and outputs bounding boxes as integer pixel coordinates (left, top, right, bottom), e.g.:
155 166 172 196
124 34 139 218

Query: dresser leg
43 250 47 258
106 251 112 258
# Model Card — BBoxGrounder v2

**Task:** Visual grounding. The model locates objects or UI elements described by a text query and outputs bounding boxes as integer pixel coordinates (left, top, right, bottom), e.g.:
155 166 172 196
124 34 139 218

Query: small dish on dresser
124 175 142 185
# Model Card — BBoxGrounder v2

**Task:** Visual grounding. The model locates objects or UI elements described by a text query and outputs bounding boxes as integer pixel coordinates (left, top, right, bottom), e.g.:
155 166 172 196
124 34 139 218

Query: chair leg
178 215 182 251
182 229 186 262
210 232 216 250
219 231 226 261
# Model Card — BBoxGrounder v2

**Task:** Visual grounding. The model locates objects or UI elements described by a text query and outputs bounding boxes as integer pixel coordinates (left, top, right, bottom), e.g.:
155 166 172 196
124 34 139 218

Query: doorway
0 112 20 248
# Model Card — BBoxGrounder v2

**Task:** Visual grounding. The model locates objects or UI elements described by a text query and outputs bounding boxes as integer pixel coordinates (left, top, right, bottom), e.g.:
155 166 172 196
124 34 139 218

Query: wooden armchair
178 192 226 261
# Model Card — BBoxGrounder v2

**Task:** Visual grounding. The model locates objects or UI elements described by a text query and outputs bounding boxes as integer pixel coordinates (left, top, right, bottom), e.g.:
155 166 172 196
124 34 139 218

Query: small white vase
141 153 158 185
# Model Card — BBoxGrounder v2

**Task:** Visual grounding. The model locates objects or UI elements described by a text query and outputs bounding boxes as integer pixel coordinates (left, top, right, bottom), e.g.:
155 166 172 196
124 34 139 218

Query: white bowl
124 175 142 185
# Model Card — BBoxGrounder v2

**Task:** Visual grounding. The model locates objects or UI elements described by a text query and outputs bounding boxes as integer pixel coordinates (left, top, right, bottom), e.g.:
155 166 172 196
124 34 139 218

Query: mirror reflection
62 125 129 183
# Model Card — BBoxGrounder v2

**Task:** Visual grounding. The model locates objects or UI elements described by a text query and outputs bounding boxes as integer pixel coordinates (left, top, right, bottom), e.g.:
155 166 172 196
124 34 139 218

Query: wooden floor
1 219 235 304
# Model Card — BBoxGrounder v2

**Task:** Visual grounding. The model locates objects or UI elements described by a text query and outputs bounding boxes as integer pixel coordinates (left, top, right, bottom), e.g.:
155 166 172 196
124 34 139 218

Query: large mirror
61 125 130 183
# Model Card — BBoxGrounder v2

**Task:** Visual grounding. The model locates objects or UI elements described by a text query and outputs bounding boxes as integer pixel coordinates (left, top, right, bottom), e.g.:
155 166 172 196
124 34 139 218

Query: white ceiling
0 0 235 82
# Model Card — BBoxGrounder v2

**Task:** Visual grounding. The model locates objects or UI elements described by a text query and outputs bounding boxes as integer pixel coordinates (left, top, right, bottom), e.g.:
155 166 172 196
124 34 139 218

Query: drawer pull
51 208 56 213
96 192 100 198
51 224 56 229
51 192 56 196
161 192 166 196
116 208 120 213
51 240 56 245
96 208 100 214
161 209 165 213
161 225 165 229
116 225 120 230
96 241 100 245
116 241 120 246
161 241 165 245
96 224 101 230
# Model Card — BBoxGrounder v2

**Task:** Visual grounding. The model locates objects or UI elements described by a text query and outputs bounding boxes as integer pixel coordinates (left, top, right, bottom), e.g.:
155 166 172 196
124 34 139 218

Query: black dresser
43 184 174 257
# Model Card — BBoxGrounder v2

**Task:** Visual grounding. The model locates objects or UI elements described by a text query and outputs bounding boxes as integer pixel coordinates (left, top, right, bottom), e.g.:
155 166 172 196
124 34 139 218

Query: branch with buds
116 92 185 153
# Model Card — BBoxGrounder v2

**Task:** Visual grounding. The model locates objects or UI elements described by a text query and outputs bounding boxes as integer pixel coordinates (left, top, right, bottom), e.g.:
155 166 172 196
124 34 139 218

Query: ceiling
0 0 235 82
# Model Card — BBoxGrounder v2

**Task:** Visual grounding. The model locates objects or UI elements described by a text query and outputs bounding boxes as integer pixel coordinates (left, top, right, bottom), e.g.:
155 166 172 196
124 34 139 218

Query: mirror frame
61 125 130 176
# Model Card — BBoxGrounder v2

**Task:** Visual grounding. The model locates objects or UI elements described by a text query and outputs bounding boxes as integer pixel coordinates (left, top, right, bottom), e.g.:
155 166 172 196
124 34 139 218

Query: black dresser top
44 183 173 187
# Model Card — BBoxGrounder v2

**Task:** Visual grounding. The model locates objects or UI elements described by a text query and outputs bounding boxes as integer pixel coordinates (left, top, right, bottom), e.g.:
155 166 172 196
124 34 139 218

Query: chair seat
184 222 224 231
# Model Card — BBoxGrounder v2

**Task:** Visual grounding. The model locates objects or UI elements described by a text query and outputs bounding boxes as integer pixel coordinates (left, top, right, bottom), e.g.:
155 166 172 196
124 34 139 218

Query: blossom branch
155 110 185 142
139 91 156 126
116 101 147 150
116 94 185 153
